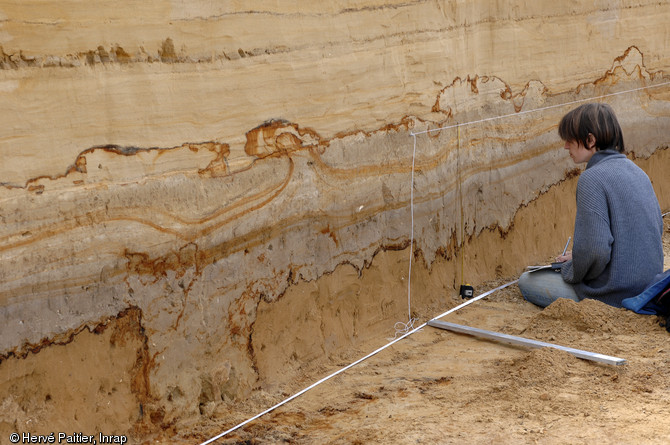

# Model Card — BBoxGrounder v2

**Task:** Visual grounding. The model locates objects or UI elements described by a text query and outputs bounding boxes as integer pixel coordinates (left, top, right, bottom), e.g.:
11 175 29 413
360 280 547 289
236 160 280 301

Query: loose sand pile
181 219 670 445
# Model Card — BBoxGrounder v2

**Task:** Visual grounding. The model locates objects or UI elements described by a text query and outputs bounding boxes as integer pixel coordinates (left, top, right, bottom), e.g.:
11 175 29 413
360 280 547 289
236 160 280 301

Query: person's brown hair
558 103 625 153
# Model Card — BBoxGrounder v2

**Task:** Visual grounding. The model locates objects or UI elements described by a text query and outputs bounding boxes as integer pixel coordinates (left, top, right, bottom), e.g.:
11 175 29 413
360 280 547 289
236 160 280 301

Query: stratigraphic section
1 1 670 434
2 47 669 429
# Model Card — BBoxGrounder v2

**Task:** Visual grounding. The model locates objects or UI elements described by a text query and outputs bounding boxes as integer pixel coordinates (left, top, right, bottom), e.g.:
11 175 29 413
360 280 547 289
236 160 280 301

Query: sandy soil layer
183 218 670 445
0 308 150 441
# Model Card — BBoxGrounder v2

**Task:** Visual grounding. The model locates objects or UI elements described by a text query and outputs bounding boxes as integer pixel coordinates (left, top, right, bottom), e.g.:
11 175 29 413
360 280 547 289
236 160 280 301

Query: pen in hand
562 236 571 256
554 236 572 264
551 237 572 269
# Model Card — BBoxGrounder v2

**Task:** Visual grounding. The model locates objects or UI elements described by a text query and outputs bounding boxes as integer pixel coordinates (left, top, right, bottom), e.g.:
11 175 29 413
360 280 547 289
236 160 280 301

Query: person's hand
556 251 572 263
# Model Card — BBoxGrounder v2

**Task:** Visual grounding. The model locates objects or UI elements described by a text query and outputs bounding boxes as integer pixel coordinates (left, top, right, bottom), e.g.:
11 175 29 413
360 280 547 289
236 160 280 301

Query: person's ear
586 133 596 150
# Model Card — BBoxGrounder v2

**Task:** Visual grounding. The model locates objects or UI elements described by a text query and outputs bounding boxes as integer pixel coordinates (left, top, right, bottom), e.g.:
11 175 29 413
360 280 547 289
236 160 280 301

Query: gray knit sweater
561 149 664 307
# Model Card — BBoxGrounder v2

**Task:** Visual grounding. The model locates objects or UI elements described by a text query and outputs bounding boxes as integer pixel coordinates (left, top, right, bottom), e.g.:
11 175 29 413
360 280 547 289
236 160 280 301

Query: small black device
459 284 474 299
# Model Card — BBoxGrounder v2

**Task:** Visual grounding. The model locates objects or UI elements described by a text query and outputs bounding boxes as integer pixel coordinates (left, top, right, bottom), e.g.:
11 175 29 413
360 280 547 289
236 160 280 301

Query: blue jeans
518 269 580 308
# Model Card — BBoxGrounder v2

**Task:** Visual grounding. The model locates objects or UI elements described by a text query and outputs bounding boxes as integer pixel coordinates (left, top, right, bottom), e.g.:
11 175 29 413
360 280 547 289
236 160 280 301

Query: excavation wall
1 1 669 438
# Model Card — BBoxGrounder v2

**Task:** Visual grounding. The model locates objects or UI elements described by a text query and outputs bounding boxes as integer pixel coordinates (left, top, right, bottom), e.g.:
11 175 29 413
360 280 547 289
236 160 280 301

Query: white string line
391 133 419 338
407 134 417 323
410 80 670 136
199 279 518 445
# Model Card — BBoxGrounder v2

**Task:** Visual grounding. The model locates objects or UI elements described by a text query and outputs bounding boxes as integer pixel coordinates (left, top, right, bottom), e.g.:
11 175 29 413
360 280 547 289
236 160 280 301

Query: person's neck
586 148 620 169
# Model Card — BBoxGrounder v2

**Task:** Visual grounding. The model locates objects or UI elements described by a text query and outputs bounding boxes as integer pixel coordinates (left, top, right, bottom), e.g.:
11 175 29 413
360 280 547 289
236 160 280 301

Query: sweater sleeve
561 174 614 284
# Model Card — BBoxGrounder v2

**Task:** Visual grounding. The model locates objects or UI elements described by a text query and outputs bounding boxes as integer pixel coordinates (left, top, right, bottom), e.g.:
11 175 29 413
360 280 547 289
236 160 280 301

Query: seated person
518 103 664 308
